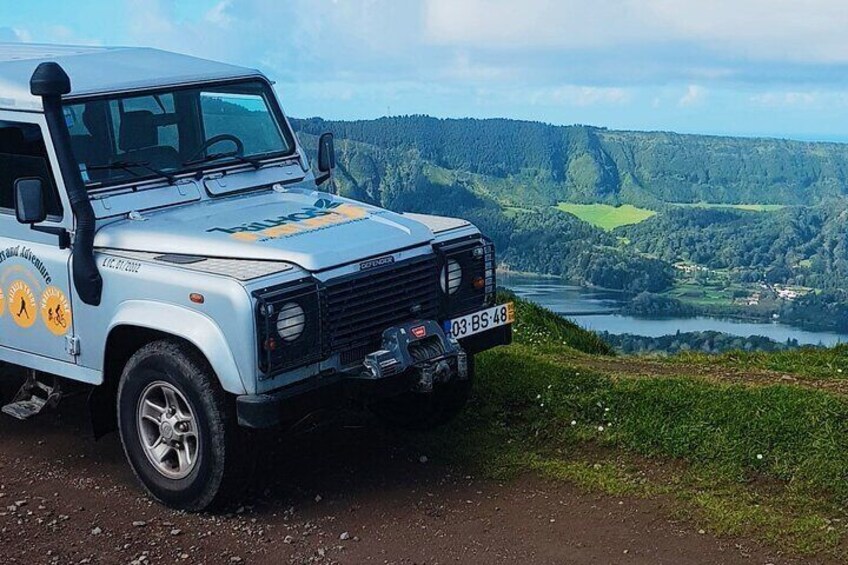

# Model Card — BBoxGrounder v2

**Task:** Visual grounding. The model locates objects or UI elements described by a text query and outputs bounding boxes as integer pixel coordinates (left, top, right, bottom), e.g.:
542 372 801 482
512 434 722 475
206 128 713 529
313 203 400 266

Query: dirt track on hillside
0 395 821 565
570 354 848 396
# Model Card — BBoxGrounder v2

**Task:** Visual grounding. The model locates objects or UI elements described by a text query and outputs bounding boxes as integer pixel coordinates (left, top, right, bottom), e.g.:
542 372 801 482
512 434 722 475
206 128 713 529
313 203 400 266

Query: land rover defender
0 44 512 510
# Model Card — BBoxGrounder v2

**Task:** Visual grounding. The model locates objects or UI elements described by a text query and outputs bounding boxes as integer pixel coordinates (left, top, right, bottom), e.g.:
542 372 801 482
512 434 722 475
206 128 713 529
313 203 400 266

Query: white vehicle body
0 43 511 509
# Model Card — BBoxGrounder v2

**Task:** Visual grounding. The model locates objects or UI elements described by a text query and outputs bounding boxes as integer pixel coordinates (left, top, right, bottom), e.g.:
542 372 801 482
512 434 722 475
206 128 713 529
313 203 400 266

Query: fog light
472 276 486 290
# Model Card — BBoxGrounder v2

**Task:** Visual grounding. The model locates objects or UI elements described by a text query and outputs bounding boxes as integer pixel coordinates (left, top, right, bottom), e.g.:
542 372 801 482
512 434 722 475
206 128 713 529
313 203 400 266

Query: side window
0 121 63 218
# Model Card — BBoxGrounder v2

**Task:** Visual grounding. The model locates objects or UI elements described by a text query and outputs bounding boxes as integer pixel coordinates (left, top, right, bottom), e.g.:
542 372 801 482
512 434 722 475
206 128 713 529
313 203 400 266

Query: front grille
325 255 440 358
254 243 496 377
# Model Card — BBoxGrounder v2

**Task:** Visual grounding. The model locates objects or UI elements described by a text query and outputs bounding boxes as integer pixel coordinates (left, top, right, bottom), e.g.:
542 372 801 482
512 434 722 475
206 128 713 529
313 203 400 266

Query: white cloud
678 85 707 107
647 0 848 63
0 26 35 43
424 0 848 63
748 90 848 108
750 92 817 107
424 0 652 50
441 52 517 82
204 1 234 29
530 85 631 107
43 25 103 46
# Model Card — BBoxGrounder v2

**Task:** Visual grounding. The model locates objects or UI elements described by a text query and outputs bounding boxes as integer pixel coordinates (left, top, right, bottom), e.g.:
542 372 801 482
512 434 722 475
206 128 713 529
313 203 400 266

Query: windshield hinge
64 335 81 357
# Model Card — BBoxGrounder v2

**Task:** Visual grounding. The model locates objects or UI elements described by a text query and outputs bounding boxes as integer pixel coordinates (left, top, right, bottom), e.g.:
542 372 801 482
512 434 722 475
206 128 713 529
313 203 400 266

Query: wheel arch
89 302 250 439
103 301 249 395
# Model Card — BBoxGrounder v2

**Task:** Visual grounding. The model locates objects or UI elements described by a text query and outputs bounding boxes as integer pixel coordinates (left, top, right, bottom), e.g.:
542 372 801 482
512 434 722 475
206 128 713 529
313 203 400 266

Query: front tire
117 340 244 511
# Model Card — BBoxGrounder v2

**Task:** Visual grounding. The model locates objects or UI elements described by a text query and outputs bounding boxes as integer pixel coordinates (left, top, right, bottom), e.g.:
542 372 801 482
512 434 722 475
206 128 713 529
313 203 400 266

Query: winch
361 320 468 392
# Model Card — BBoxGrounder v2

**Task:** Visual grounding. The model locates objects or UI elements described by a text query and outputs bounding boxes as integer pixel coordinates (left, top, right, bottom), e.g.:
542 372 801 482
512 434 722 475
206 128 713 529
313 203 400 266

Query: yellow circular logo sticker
8 281 37 329
41 286 72 336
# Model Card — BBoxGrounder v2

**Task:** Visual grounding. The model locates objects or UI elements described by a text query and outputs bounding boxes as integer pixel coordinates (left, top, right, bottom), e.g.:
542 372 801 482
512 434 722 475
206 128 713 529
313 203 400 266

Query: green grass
669 345 848 380
424 346 848 556
555 203 657 231
416 297 848 558
503 290 613 355
670 202 786 212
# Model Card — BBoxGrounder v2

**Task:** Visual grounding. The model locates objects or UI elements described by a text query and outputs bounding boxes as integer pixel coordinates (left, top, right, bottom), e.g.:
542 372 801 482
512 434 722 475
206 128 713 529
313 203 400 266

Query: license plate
444 303 514 340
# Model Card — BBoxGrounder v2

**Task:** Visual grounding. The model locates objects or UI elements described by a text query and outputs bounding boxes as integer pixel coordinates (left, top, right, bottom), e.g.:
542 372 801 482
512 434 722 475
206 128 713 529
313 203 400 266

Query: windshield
64 80 295 188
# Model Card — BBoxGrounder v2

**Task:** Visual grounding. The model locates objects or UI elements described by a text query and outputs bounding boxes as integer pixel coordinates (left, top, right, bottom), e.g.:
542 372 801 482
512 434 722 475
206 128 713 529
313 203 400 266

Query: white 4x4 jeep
0 44 513 510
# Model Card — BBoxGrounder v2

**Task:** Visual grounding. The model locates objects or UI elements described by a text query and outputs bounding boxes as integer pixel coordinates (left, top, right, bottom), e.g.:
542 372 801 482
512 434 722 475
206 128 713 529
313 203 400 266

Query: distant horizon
292 113 848 145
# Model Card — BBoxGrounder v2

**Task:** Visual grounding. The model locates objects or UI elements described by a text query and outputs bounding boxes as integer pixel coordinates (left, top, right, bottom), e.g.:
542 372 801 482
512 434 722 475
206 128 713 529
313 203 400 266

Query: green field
670 202 786 212
556 203 657 230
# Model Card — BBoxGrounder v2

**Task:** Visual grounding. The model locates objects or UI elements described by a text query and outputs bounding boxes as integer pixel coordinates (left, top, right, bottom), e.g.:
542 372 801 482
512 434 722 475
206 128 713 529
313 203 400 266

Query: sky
3 0 848 141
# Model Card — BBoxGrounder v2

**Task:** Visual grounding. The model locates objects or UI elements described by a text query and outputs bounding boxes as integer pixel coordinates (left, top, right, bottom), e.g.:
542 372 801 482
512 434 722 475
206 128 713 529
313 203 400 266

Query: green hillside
291 116 848 332
294 116 848 207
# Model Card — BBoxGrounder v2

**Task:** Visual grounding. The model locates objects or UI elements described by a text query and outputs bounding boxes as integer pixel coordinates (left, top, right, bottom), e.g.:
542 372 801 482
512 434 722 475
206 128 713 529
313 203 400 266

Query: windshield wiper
89 160 177 185
182 151 262 170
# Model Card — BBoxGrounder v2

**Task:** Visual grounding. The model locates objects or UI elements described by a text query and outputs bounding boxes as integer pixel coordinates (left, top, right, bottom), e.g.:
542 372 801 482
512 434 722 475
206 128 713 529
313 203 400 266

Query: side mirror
315 132 336 187
14 178 47 225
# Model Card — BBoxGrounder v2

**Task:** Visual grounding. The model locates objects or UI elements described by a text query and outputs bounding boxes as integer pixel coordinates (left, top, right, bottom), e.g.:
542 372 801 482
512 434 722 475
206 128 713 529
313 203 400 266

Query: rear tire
117 340 247 511
371 357 474 431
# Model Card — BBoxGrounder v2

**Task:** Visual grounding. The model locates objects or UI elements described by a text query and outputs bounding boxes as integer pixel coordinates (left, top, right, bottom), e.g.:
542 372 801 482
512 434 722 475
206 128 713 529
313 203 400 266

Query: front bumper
236 320 512 428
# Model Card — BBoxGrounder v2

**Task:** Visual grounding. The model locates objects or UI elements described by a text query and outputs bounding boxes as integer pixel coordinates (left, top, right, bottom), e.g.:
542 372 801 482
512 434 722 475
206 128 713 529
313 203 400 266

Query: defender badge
359 255 395 271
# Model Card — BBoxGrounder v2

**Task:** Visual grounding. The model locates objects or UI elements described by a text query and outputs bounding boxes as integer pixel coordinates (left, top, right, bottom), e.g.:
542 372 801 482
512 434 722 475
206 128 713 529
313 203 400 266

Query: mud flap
88 382 118 439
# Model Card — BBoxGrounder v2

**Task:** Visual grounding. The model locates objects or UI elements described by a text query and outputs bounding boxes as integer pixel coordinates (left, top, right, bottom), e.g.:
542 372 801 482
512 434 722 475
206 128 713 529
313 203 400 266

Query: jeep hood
94 190 435 271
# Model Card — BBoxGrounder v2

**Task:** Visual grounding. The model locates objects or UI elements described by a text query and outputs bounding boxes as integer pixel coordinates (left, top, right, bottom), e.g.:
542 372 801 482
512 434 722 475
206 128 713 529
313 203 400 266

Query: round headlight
440 259 462 295
276 302 306 342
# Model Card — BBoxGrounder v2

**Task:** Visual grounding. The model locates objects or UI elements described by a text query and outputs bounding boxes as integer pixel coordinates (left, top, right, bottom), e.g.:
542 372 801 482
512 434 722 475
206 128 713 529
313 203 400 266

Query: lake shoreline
499 269 844 335
501 273 848 347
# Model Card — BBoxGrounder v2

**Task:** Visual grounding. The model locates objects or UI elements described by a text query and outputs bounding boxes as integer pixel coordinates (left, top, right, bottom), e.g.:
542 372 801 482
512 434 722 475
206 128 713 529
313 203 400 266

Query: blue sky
3 0 848 141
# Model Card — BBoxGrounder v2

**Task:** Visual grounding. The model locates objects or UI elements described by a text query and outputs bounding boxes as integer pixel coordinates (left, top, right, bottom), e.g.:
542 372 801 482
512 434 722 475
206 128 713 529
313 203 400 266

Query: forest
601 330 800 354
291 116 848 332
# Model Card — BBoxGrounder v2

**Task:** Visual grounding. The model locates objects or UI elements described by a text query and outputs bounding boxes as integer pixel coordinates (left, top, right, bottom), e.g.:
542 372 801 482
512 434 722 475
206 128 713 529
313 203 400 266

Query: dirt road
0 397 815 564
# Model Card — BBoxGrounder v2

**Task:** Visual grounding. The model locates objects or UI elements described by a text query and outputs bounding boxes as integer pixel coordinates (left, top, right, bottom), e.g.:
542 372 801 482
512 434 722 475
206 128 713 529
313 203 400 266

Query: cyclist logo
41 286 72 336
8 281 37 329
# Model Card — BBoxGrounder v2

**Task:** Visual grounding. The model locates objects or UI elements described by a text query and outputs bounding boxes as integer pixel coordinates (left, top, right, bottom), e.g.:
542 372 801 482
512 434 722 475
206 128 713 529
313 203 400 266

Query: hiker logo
8 280 37 329
41 286 72 336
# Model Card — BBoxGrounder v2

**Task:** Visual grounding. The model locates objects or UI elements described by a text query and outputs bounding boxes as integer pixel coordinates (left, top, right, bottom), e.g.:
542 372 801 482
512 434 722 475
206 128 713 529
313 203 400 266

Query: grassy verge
419 295 848 558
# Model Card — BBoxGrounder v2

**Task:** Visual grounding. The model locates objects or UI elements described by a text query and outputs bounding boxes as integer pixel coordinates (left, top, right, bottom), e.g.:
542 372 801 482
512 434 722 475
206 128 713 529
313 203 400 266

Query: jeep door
0 112 76 366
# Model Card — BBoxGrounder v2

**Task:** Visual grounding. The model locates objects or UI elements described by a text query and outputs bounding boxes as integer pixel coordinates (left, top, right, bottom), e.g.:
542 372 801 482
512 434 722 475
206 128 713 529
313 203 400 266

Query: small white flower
598 426 605 432
571 420 577 426
536 394 542 400
604 407 610 412
756 454 763 460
